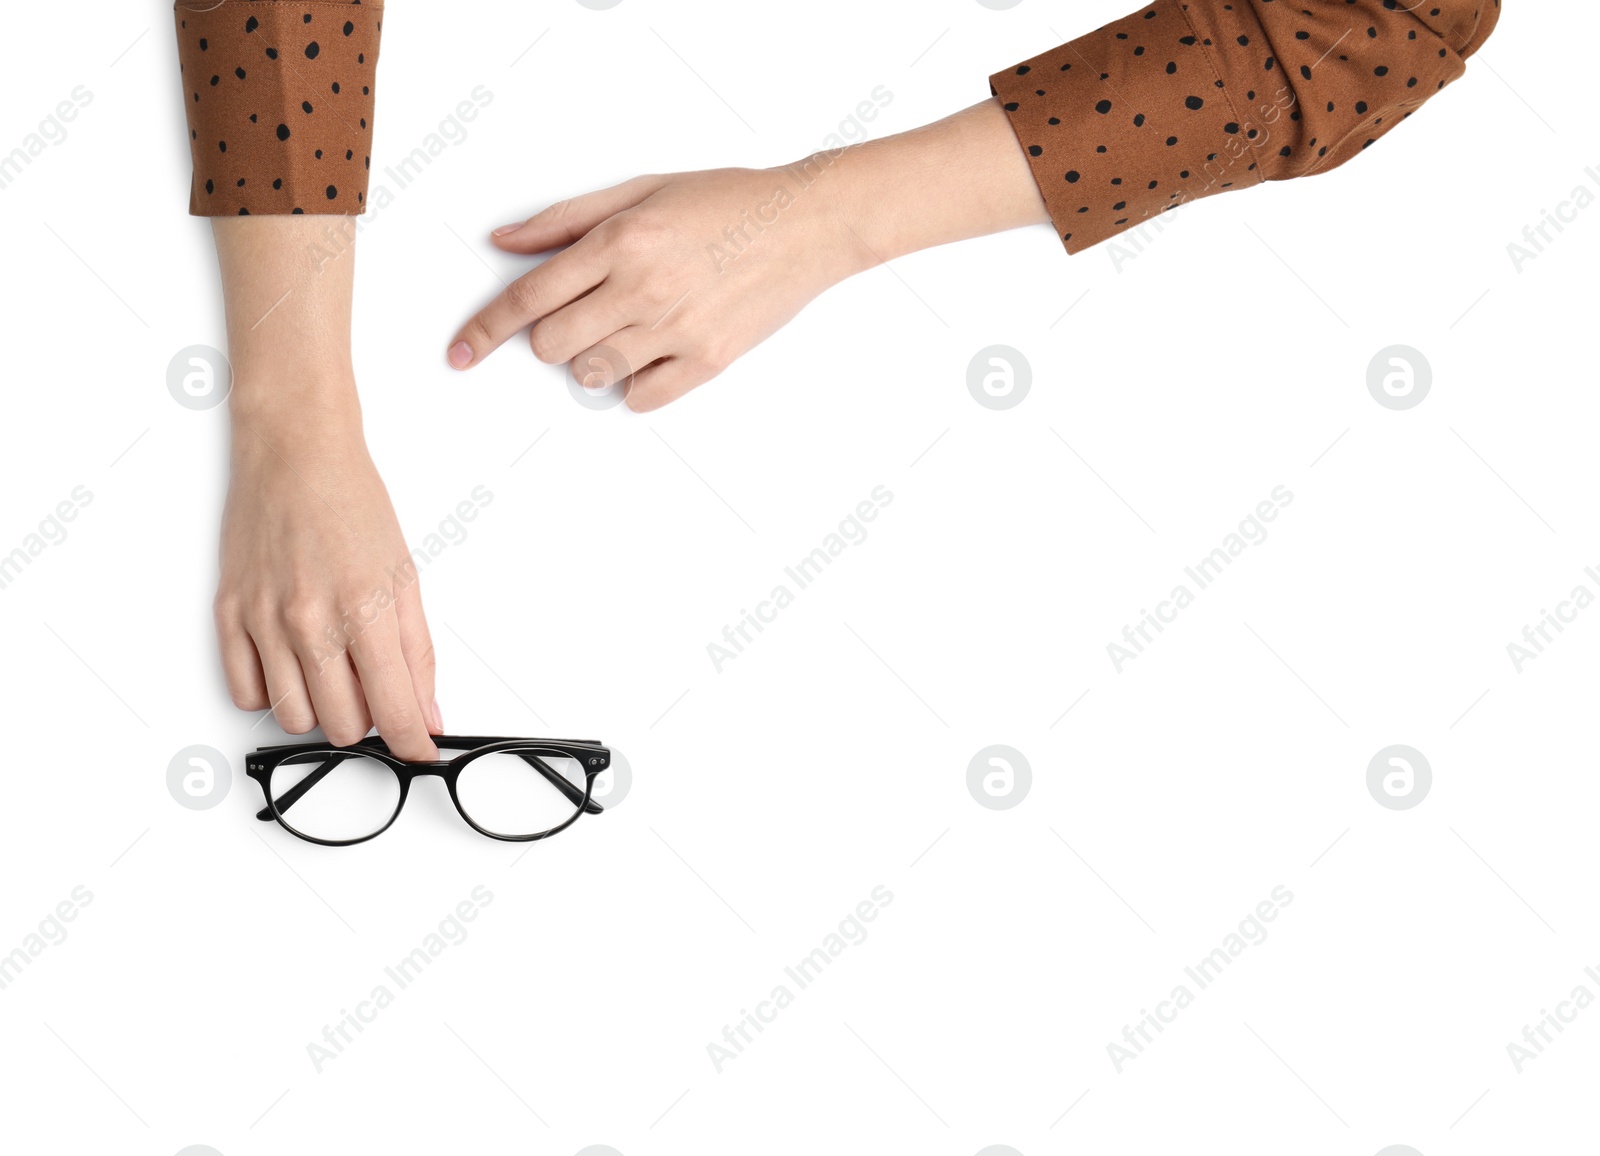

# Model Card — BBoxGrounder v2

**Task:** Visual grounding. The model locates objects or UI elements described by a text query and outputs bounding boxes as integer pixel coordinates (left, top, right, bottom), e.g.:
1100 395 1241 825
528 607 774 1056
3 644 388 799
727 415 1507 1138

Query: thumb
490 174 670 253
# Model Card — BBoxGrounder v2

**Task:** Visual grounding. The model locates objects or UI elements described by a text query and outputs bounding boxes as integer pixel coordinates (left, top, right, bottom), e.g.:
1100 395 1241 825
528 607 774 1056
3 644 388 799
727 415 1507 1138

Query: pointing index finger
448 243 605 370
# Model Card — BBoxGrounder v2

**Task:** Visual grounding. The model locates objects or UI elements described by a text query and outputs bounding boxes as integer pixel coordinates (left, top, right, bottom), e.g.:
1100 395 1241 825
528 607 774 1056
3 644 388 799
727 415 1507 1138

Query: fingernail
431 698 443 732
447 341 473 369
492 222 523 237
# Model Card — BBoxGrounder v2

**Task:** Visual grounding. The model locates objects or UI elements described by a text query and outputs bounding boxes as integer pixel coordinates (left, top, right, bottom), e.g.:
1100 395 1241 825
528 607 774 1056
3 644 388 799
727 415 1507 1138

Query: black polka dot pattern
989 0 1500 254
175 1 382 216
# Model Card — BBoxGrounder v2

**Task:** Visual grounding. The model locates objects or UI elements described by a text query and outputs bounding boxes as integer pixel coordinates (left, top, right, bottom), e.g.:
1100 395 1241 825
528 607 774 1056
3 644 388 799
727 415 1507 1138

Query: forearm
819 99 1050 268
211 217 360 430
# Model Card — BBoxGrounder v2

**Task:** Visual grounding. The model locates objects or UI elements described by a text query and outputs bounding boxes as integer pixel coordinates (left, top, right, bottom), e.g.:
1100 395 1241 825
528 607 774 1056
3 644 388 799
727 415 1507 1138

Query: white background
1 1 1595 1153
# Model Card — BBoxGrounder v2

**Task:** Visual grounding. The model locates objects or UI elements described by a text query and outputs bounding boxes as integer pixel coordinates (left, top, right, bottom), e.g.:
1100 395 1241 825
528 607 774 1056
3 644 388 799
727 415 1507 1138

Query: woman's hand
448 165 867 412
217 393 441 760
208 216 441 759
447 100 1050 411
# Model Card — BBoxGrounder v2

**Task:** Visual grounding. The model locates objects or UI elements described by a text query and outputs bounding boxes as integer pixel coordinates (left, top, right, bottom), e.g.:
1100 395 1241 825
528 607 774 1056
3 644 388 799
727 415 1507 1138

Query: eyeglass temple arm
255 752 354 821
256 751 602 821
527 753 605 815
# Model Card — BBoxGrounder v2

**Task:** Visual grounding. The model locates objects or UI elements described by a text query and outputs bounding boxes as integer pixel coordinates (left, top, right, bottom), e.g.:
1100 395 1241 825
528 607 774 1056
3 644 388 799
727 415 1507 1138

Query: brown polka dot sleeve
990 0 1500 254
174 1 382 216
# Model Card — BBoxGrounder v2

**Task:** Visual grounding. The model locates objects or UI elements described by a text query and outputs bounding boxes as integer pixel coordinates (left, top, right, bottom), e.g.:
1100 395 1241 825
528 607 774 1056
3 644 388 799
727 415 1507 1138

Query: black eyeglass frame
246 735 612 847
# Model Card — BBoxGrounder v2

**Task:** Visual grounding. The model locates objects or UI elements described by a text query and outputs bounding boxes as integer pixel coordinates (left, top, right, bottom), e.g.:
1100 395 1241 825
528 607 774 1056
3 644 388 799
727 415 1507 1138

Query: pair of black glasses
247 736 611 846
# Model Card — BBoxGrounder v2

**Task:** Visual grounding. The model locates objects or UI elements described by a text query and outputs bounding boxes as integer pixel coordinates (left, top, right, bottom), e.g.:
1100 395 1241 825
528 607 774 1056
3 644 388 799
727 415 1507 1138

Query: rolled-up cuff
991 0 1500 256
176 1 382 216
988 0 1256 255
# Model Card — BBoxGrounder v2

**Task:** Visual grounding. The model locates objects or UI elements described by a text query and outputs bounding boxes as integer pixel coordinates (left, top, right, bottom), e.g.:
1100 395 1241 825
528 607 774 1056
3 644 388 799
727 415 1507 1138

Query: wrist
828 141 916 266
798 99 1051 270
781 144 907 276
227 365 363 438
